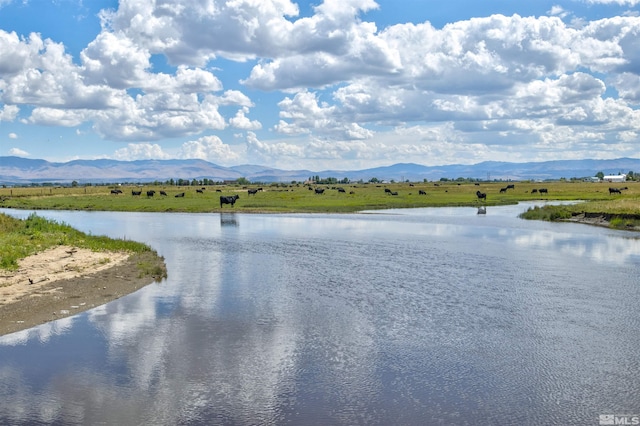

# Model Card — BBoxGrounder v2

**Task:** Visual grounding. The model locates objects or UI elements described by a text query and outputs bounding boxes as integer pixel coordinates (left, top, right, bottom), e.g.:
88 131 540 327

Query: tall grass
0 213 152 270
519 196 640 223
518 205 573 221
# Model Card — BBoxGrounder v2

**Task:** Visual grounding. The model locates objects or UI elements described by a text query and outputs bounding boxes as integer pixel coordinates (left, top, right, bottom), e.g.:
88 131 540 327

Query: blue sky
1 0 639 170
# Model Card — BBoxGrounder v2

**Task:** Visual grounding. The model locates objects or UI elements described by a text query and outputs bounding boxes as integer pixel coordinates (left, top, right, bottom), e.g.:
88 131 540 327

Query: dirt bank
563 212 640 231
0 246 166 336
563 213 612 228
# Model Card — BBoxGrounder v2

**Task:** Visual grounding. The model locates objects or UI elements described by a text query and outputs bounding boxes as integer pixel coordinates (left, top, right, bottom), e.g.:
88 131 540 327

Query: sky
0 0 639 171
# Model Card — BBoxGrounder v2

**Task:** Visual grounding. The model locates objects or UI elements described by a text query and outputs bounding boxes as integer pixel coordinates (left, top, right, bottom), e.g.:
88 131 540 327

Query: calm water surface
1 203 639 425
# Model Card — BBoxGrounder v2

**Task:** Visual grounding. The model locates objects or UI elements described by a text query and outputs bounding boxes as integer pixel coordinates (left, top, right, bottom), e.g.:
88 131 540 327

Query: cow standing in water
220 194 240 208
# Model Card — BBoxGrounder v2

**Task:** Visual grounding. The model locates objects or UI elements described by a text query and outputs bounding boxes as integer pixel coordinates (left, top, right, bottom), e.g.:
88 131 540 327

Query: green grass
518 205 574 221
0 212 155 271
2 181 640 230
0 181 628 213
519 191 640 225
136 259 167 279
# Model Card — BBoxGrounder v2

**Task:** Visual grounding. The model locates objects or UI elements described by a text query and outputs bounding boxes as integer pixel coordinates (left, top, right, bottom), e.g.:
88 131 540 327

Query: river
1 203 639 425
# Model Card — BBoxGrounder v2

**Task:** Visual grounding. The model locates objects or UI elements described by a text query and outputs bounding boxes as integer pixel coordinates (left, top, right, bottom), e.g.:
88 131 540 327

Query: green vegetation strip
0 181 621 212
0 213 156 271
2 180 640 230
519 198 640 230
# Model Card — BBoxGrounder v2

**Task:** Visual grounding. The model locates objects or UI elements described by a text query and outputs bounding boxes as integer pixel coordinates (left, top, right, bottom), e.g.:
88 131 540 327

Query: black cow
146 190 156 197
248 188 259 196
609 187 622 194
159 190 168 196
500 187 508 193
315 188 325 194
506 184 515 190
419 190 427 195
220 194 240 208
476 190 487 200
384 188 392 193
337 187 346 193
175 192 185 198
132 190 142 196
196 189 204 194
531 189 538 194
390 191 398 196
539 188 548 194
110 189 122 194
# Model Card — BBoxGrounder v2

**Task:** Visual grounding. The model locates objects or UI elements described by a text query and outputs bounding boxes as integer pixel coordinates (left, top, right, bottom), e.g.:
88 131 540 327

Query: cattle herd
103 181 634 210
113 183 538 207
129 187 244 207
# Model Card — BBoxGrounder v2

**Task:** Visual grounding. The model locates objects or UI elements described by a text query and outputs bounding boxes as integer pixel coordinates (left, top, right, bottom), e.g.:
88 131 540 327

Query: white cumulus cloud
113 143 171 160
8 147 29 156
229 107 262 130
0 104 19 121
2 1 640 166
178 135 241 164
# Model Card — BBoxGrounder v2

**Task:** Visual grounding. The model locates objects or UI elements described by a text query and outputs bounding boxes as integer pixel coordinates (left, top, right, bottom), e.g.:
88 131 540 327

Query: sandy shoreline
0 246 166 336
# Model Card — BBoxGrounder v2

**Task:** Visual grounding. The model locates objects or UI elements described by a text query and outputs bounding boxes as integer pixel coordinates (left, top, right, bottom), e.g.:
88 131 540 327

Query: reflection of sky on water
361 203 640 265
0 316 76 346
513 229 640 264
1 205 639 424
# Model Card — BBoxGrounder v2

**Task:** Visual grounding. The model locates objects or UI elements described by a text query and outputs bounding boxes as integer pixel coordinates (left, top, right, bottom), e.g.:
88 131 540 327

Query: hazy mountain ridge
0 156 638 184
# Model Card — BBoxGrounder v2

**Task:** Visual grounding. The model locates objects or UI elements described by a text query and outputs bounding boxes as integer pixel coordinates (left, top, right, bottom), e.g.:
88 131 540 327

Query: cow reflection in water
220 213 238 227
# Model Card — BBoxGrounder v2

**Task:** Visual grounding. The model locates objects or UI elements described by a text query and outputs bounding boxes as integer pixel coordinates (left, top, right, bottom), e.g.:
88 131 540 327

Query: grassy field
1 181 640 234
1 180 635 214
2 180 640 230
0 212 162 272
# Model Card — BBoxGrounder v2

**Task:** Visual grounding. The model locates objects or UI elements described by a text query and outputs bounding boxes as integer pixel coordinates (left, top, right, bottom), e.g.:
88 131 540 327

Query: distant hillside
0 156 638 185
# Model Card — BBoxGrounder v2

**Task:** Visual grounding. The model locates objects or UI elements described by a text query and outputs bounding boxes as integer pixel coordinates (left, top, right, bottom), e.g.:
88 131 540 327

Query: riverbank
0 247 166 336
0 180 625 214
0 213 167 336
1 186 639 335
562 212 640 231
519 202 640 231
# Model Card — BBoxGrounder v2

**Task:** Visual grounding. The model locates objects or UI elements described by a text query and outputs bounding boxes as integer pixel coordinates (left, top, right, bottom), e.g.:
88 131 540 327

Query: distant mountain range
1 156 638 185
